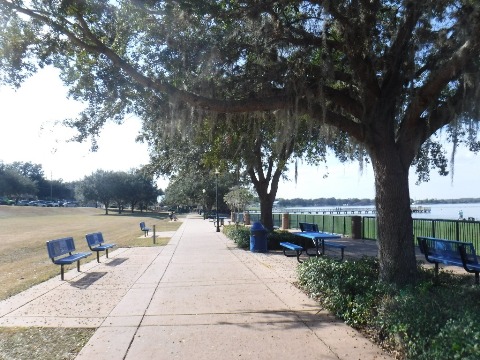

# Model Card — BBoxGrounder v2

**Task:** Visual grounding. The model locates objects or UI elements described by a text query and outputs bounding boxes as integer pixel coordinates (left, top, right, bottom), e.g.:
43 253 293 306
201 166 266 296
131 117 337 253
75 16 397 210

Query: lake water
410 203 480 221
279 203 480 221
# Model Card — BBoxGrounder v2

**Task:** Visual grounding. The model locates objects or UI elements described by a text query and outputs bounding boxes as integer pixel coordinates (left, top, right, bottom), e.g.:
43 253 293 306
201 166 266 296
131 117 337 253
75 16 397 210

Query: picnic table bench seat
418 236 480 284
46 237 92 280
280 242 304 262
311 240 346 260
85 232 116 263
299 222 319 232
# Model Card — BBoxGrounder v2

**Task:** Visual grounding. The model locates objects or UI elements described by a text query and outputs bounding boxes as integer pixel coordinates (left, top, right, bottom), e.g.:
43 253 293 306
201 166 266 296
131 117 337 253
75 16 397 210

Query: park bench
279 242 304 263
418 236 480 284
46 237 92 280
85 232 116 263
139 221 151 236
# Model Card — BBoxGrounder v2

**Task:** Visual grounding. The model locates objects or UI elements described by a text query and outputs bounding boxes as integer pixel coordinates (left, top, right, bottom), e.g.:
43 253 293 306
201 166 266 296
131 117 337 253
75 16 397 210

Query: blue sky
1 67 479 200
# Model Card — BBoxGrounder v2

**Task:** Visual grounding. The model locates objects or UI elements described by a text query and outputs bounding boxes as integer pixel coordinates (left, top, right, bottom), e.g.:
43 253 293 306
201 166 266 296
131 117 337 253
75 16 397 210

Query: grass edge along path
0 206 180 301
0 206 181 360
0 327 96 360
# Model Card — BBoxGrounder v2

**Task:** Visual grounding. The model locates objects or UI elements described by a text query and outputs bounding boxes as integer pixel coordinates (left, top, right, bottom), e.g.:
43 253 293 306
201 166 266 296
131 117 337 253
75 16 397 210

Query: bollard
153 224 156 244
244 212 251 226
351 216 362 239
282 213 289 230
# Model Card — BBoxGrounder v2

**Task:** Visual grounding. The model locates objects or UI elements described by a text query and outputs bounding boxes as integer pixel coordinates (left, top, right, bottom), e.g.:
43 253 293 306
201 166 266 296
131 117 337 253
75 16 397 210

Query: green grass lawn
0 206 181 300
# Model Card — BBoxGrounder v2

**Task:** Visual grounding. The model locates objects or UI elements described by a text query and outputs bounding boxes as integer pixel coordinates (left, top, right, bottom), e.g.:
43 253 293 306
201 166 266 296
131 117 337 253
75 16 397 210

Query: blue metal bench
418 236 479 284
139 221 151 236
46 237 92 280
85 232 116 263
280 242 304 263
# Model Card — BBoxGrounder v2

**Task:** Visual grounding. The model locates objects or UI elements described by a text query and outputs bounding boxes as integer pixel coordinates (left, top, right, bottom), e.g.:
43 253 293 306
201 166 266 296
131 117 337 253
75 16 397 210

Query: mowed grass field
0 206 181 301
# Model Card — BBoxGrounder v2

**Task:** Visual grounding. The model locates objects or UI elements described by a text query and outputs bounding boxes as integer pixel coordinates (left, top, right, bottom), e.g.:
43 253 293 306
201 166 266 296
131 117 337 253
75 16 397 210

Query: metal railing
243 212 480 249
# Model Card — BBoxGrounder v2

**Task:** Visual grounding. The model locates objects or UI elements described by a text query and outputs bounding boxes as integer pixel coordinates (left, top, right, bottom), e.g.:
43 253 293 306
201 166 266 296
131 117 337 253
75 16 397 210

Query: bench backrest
417 236 476 263
459 243 479 266
46 237 76 259
299 222 319 232
140 222 146 230
85 232 104 247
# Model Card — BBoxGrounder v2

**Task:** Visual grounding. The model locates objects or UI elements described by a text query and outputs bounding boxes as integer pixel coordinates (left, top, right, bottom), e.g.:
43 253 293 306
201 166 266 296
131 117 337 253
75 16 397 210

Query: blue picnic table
292 231 344 259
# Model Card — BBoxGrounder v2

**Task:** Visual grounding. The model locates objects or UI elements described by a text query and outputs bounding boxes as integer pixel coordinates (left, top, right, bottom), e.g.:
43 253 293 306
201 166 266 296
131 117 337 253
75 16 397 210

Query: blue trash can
250 221 268 252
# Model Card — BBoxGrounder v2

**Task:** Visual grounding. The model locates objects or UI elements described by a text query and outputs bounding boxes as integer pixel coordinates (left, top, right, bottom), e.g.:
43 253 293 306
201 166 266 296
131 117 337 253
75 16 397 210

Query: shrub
298 256 480 359
298 256 389 327
267 230 298 250
224 227 301 251
378 271 480 359
223 225 250 249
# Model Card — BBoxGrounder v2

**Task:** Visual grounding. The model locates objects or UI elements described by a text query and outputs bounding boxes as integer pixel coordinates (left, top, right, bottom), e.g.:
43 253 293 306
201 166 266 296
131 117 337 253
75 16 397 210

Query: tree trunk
248 169 278 231
372 151 418 286
259 194 275 231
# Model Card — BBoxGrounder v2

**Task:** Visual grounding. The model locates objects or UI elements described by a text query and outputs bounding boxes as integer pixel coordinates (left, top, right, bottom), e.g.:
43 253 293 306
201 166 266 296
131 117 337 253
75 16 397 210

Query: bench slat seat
85 232 116 263
53 254 91 264
314 241 346 260
46 237 91 280
280 242 304 263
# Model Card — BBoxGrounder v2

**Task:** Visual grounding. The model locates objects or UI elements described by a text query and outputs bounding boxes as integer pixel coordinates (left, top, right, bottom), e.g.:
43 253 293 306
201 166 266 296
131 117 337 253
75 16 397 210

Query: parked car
0 198 14 205
17 200 30 206
63 202 78 207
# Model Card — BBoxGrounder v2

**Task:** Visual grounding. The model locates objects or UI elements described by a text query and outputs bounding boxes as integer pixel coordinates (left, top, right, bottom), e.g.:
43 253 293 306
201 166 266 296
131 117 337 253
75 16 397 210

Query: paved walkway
0 215 392 359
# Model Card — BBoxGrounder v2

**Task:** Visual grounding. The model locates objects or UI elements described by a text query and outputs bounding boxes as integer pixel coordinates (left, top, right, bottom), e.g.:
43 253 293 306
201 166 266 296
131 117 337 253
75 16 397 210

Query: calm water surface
281 203 480 221
411 203 480 221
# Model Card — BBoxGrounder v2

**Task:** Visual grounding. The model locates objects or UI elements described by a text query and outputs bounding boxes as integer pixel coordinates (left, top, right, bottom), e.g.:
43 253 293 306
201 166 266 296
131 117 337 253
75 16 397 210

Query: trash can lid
250 221 266 232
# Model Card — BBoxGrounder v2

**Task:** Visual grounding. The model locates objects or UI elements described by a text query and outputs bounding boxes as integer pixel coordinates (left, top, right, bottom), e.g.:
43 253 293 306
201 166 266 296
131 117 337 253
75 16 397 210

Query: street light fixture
202 188 206 220
215 169 220 232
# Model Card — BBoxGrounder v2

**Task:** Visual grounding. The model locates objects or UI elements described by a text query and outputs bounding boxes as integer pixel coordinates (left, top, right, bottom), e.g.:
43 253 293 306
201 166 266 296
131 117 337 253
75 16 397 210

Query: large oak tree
1 1 479 285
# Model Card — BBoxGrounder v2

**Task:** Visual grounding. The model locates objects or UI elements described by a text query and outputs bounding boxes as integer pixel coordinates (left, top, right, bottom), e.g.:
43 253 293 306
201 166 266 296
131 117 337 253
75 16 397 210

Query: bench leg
340 248 344 261
60 264 65 280
77 260 81 272
106 249 109 258
282 249 303 263
476 272 479 285
96 251 100 263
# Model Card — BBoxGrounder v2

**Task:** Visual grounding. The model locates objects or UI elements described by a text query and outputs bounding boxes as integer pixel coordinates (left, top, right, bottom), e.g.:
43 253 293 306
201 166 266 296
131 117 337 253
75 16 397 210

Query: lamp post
215 169 220 232
202 189 206 220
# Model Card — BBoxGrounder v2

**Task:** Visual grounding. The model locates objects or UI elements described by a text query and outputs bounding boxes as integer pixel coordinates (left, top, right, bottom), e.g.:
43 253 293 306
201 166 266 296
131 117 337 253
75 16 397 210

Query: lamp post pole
202 189 206 220
215 170 220 232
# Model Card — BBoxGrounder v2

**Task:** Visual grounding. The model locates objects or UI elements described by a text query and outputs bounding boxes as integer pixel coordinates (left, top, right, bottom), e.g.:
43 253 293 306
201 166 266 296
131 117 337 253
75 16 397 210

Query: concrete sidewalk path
0 215 392 359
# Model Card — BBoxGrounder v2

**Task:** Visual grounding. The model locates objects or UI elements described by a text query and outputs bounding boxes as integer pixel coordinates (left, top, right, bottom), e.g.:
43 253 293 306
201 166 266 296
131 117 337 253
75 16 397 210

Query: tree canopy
1 1 479 285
